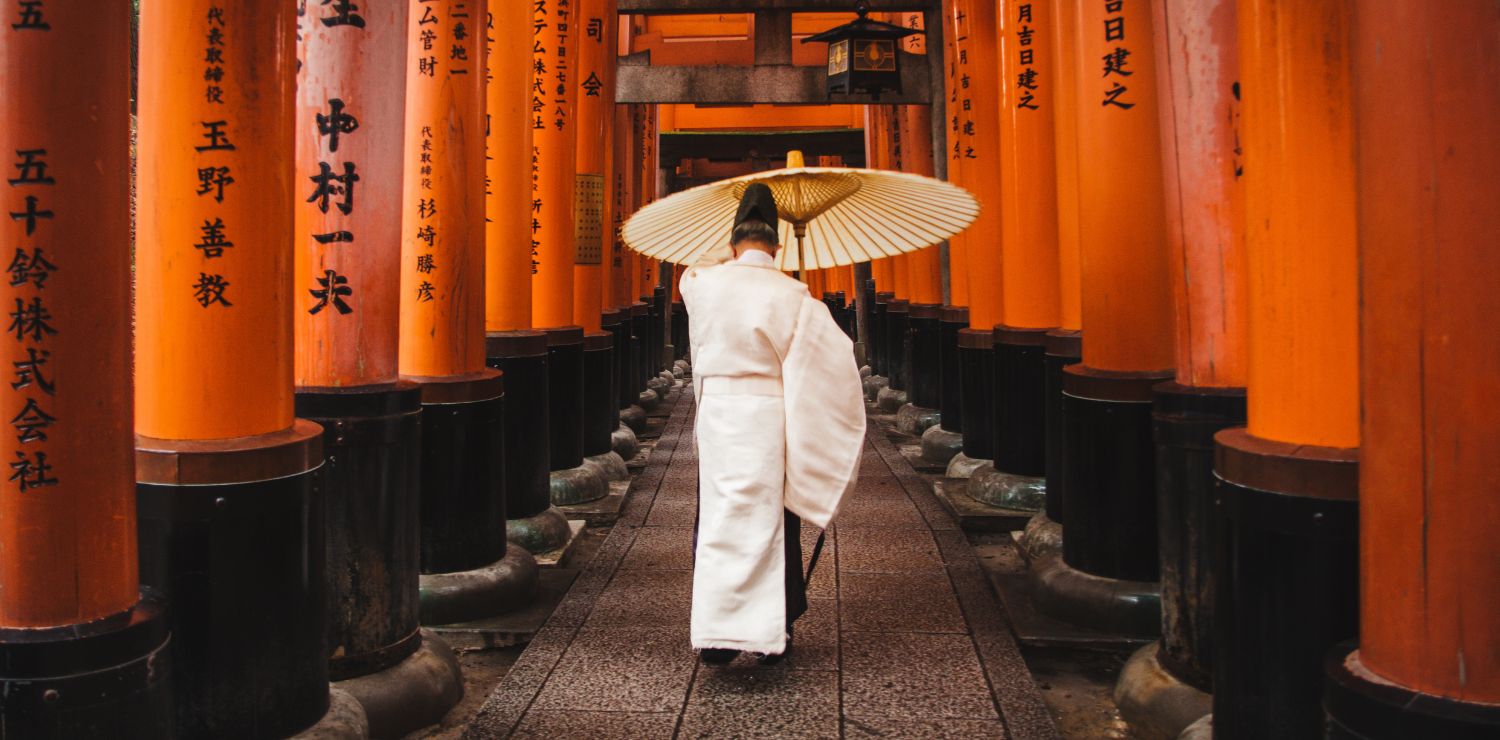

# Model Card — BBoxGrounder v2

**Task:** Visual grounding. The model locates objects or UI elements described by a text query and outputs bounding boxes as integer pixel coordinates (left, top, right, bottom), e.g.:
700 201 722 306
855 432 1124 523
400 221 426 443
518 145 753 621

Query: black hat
734 183 779 234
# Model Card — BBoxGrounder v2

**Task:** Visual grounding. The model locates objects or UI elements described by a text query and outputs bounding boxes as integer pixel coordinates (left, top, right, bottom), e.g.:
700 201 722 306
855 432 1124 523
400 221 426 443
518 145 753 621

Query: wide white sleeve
781 296 865 529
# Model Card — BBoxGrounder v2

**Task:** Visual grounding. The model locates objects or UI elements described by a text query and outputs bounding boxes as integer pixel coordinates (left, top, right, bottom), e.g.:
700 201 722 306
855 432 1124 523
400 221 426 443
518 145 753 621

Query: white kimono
680 249 866 655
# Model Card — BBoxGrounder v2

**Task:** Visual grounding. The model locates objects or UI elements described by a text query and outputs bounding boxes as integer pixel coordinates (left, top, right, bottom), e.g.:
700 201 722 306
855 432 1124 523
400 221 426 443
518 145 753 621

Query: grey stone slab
646 497 698 527
620 526 696 570
511 710 678 739
835 496 929 529
840 572 967 633
785 597 838 671
530 627 695 713
844 716 1011 739
836 527 945 573
584 569 693 629
841 632 1000 721
679 668 840 739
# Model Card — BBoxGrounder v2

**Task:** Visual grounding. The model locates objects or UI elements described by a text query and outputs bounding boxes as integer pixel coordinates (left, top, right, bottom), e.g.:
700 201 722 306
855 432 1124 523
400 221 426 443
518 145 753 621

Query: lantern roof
800 4 921 45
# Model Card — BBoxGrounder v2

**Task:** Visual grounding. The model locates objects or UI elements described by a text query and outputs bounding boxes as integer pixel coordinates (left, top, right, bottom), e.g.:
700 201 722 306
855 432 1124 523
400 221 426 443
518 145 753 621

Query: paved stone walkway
464 387 1059 739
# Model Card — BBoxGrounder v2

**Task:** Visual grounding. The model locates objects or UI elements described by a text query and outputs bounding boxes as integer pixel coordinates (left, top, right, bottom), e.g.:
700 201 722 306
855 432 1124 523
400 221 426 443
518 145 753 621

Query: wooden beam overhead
620 0 932 14
616 53 932 104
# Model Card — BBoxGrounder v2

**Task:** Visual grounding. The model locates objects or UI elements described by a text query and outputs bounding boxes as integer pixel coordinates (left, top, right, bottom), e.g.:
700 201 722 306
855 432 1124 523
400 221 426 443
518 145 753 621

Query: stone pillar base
1114 642 1212 740
967 462 1046 511
859 365 872 378
292 688 370 739
585 451 631 482
507 506 574 555
646 375 671 399
334 632 462 740
945 451 990 479
637 388 661 411
863 375 889 401
620 405 648 432
876 385 908 413
895 404 941 436
551 462 609 505
1177 714 1212 740
418 544 540 627
611 423 639 460
1016 512 1063 563
921 424 964 466
1324 642 1500 740
1029 554 1161 639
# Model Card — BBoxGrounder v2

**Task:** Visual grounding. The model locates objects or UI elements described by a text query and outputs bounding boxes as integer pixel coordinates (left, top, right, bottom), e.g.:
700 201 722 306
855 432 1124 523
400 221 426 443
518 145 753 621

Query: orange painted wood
486 0 535 332
0 0 139 629
1153 0 1246 388
1073 0 1174 373
137 0 296 440
1355 0 1500 704
398 0 488 378
661 104 864 132
863 105 894 293
609 103 635 309
952 0 1004 330
1049 0 1082 331
573 0 615 333
295 0 406 388
1238 0 1358 447
532 0 578 329
942 0 971 308
997 0 1061 331
899 103 943 306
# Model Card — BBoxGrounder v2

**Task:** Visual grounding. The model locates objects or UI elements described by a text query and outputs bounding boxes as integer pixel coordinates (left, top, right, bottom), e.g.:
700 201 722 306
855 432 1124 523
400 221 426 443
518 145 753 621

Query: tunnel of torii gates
0 0 1495 739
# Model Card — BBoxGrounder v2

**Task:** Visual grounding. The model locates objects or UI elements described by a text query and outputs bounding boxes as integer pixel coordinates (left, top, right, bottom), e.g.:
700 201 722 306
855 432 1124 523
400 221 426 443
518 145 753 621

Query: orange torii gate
0 3 171 736
294 1 462 733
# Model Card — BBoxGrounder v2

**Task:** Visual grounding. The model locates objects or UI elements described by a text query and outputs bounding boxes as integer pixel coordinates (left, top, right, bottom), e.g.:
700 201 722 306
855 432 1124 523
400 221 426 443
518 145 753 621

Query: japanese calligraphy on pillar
952 3 977 162
6 143 59 491
193 7 236 308
574 174 604 265
1100 0 1133 109
530 0 578 319
1015 3 1040 110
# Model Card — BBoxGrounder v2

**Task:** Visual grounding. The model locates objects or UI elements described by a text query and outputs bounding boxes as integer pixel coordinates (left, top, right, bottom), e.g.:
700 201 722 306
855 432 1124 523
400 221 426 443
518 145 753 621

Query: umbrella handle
794 221 808 275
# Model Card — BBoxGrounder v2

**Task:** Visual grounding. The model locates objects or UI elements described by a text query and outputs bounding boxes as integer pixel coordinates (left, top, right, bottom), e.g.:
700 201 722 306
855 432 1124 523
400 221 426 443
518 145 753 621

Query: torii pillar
969 0 1064 514
485 0 573 558
921 0 973 468
602 39 638 462
135 2 359 736
1112 0 1245 735
0 4 171 736
895 102 944 437
295 2 462 732
612 103 648 438
1210 0 1359 736
575 0 629 485
1325 5 1500 736
534 0 608 507
398 0 539 635
945 0 1005 482
1030 0 1175 639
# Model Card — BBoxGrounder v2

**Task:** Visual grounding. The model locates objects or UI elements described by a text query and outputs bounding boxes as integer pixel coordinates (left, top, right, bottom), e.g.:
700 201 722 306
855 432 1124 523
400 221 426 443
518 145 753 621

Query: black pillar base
0 592 172 739
603 309 629 414
939 306 968 434
629 303 650 398
1043 330 1082 526
136 422 330 738
294 383 424 685
411 372 508 576
1212 428 1358 740
583 332 615 459
872 292 892 378
908 304 942 410
1153 381 1245 692
993 326 1051 477
885 298 910 392
671 300 688 360
1325 643 1500 740
543 327 585 473
650 287 668 375
486 331 552 524
957 328 996 462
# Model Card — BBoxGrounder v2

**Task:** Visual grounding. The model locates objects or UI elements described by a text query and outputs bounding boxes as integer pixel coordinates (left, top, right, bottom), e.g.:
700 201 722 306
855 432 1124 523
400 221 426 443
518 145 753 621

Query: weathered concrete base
418 544 540 627
967 462 1046 511
611 423 639 460
1016 512 1063 563
531 520 586 569
1114 642 1212 740
646 376 671 400
550 462 609 505
425 567 577 651
557 479 631 527
1177 714 1212 740
921 424 964 467
863 374 889 401
991 564 1155 651
876 385 908 413
674 359 691 375
620 404 648 433
931 478 1035 533
895 403 940 436
637 388 661 411
585 451 631 482
334 632 464 740
671 366 685 379
1030 554 1161 639
946 451 989 479
860 365 872 378
506 506 573 556
292 687 370 740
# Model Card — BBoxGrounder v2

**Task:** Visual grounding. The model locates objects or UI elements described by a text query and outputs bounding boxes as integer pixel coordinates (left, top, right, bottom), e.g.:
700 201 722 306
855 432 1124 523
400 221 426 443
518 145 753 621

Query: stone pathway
464 387 1059 739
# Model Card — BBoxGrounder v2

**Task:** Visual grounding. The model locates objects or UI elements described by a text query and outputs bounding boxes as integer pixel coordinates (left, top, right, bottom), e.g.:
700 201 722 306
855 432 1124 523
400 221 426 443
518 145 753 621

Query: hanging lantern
802 1 922 100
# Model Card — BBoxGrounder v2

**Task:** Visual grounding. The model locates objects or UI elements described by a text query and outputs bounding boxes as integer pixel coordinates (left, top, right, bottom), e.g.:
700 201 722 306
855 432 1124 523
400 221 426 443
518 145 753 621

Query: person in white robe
679 183 866 663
